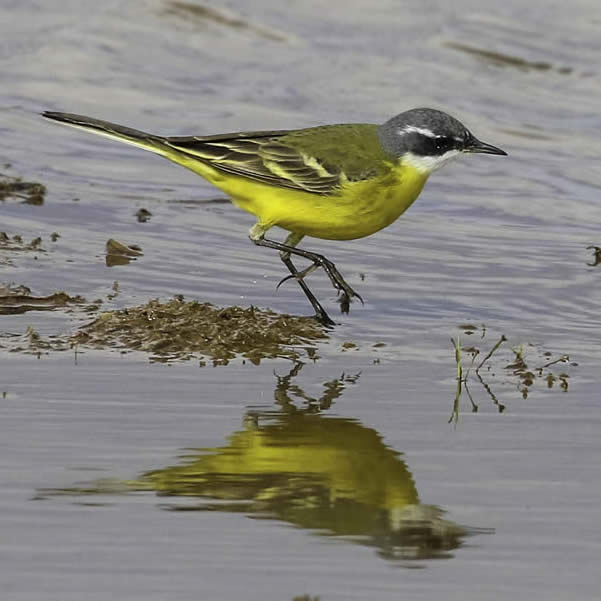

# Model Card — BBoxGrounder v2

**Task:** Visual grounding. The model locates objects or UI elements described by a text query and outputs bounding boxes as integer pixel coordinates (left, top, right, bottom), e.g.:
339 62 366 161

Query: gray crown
378 108 472 158
378 108 507 157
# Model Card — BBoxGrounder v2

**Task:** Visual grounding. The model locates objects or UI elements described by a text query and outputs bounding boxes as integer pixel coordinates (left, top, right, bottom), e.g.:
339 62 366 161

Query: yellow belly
180 156 429 241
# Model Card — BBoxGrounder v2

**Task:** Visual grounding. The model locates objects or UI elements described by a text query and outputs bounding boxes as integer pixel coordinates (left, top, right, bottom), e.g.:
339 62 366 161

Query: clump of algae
0 173 46 204
72 298 327 364
0 288 85 315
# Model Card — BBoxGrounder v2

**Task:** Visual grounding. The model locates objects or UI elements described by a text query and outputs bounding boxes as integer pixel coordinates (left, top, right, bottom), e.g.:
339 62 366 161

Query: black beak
466 138 507 156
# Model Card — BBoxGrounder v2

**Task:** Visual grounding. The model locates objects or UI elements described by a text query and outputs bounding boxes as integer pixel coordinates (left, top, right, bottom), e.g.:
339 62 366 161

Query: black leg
279 252 336 327
252 236 363 314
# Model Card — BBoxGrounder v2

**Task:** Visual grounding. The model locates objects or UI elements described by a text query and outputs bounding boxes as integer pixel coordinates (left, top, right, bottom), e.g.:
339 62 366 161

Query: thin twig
476 335 507 372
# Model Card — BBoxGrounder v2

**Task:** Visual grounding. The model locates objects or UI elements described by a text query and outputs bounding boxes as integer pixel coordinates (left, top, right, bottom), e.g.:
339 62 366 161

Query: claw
276 273 297 290
318 261 364 309
315 309 337 327
335 281 364 306
276 263 319 290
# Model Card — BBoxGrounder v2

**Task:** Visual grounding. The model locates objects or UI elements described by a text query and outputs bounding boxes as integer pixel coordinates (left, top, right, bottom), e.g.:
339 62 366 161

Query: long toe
276 273 297 290
277 264 319 290
319 261 363 305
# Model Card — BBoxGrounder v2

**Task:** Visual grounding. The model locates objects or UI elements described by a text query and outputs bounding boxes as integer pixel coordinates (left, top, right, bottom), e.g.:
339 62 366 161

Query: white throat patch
402 149 462 174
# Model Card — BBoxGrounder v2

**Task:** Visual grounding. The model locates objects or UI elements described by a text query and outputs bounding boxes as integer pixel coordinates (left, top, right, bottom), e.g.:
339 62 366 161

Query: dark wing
163 124 387 195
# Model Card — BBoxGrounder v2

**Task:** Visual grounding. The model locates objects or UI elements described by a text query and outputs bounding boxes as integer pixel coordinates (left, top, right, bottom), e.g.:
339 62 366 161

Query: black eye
408 133 456 156
431 137 453 154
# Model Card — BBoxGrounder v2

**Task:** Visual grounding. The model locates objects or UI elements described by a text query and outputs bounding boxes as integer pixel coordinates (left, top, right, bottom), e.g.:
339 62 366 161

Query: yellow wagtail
42 108 506 326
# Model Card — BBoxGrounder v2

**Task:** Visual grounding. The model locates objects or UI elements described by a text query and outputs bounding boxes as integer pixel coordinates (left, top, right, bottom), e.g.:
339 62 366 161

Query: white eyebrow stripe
400 125 440 138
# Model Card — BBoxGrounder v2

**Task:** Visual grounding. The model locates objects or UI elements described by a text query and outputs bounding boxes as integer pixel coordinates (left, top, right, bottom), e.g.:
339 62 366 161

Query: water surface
2 1 601 600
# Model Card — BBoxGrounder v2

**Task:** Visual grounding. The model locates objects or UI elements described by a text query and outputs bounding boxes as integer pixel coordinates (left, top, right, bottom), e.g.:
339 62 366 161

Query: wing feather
164 133 352 195
42 114 388 195
163 124 388 195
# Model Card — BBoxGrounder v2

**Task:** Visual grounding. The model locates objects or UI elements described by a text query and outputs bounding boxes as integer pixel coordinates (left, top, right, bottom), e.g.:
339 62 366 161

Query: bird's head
378 108 507 174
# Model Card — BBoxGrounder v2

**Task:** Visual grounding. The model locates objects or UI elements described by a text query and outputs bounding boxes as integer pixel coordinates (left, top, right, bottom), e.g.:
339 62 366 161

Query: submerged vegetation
450 325 574 422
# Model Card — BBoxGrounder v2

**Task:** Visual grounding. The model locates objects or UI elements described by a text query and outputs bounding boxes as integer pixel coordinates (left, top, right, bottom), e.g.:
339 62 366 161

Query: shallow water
2 1 601 600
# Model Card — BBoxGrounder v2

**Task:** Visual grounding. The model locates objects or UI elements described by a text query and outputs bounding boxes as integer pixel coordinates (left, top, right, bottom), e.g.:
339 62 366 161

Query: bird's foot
318 257 364 314
276 257 363 315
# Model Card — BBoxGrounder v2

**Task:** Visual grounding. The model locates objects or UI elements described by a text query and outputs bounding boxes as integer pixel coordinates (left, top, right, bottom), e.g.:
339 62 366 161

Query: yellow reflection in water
37 363 485 562
138 364 472 561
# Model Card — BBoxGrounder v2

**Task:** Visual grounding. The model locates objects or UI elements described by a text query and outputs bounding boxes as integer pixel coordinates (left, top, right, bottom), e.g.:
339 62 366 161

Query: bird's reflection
137 363 478 562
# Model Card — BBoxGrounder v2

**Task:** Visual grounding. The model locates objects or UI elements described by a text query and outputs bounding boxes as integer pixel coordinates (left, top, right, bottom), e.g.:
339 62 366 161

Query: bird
42 107 506 326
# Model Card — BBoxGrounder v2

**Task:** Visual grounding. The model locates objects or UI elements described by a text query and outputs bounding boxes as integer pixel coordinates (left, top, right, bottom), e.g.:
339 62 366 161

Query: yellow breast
181 156 429 241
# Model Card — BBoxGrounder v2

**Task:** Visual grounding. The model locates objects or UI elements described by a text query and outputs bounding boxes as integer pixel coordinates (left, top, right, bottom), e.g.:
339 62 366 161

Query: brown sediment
72 298 327 364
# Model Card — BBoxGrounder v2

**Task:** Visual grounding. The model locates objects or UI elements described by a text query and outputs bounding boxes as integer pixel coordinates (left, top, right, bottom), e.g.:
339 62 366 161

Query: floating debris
6 325 73 354
0 232 46 252
72 298 327 364
458 323 478 335
0 173 46 204
1 232 50 266
449 326 575 422
0 285 85 315
586 245 601 267
135 208 152 223
105 238 143 267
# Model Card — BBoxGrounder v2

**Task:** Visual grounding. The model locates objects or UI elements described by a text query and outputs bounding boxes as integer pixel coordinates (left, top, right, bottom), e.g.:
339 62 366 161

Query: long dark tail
42 111 170 156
